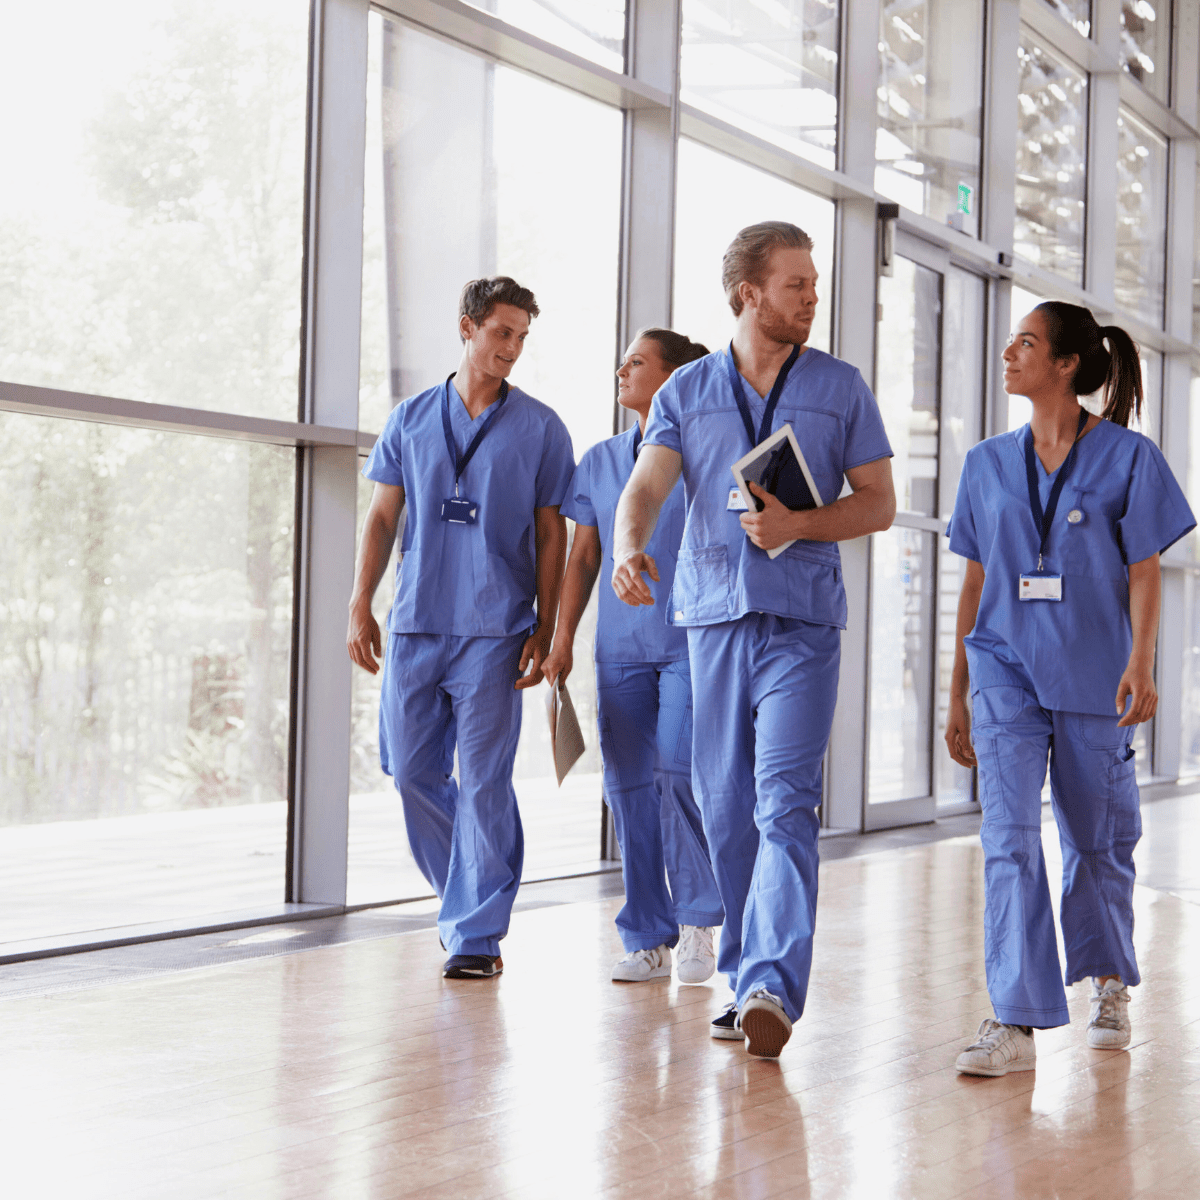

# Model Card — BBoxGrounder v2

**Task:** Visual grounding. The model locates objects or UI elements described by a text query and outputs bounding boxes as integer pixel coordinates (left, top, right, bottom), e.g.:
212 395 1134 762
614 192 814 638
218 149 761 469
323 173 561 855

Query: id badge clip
1019 573 1062 601
441 496 478 525
727 487 749 511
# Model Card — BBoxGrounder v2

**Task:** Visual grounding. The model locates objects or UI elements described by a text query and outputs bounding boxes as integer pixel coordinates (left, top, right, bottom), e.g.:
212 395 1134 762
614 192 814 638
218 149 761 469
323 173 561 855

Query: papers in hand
731 422 823 560
545 679 585 786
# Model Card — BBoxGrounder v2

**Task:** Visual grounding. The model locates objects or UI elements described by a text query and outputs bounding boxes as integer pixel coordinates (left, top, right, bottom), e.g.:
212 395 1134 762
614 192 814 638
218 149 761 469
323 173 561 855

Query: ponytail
1097 325 1143 428
1033 302 1143 428
636 327 711 370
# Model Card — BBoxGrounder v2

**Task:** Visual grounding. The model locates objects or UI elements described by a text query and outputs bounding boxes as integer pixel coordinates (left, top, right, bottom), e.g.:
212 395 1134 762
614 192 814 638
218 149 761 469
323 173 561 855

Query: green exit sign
957 183 974 215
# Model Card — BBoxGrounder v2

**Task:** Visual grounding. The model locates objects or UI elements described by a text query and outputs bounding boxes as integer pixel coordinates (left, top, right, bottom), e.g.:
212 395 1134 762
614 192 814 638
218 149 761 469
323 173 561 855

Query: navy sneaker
711 1002 743 1040
443 954 503 979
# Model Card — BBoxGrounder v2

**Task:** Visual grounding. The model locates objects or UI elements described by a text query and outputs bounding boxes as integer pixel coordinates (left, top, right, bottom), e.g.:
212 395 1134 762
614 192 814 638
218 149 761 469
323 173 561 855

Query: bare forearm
535 514 569 633
350 509 399 611
951 565 984 700
779 485 895 544
555 549 600 647
1128 556 1161 669
613 483 663 561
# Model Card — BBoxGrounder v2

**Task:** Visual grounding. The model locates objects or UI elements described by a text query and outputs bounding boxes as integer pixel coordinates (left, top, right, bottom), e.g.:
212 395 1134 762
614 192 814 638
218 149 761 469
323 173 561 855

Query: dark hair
458 276 539 340
635 327 710 369
722 221 815 316
1033 301 1142 428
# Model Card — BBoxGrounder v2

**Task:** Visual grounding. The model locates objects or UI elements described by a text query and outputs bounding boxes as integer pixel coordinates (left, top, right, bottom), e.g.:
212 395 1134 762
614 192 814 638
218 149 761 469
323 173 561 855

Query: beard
756 296 813 347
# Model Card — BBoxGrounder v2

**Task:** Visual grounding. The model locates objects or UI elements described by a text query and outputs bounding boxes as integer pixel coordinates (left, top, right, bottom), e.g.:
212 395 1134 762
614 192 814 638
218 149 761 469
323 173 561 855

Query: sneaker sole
443 959 503 979
1087 1032 1131 1050
955 1057 1035 1077
741 1008 791 1058
711 1025 744 1041
611 967 671 982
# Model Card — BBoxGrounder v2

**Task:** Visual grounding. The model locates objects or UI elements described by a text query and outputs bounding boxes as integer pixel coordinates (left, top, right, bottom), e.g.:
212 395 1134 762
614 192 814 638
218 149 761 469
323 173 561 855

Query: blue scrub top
561 426 688 664
948 419 1195 715
642 346 893 629
363 380 575 637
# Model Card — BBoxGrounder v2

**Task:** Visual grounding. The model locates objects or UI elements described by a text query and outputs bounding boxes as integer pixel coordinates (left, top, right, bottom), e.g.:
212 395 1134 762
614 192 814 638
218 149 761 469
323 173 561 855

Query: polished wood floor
5 825 1200 1199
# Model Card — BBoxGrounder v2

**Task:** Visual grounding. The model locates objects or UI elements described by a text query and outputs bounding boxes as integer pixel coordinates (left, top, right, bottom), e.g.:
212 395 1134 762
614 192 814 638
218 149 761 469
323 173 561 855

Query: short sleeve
1117 437 1197 564
947 457 981 562
559 454 597 527
534 412 576 509
843 370 893 471
643 374 683 454
362 404 404 485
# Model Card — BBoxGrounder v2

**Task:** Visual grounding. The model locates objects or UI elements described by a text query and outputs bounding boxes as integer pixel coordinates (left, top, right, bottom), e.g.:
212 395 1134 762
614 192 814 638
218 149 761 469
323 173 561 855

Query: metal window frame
7 0 1200 958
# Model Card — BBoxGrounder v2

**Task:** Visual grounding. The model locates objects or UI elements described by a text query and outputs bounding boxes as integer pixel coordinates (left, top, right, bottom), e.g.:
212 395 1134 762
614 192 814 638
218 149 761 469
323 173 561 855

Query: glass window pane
1042 0 1091 37
869 527 936 805
1115 108 1168 328
351 12 620 904
1132 346 1161 442
460 1 626 73
0 413 294 944
1120 0 1169 101
1015 35 1088 285
673 138 835 357
875 258 941 517
0 1 308 420
875 0 984 233
681 0 840 170
1182 570 1200 775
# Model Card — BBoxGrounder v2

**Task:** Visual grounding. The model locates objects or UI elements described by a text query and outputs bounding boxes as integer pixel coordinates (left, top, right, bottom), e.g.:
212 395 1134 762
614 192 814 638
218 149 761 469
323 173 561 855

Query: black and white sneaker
711 1002 743 1040
443 954 503 979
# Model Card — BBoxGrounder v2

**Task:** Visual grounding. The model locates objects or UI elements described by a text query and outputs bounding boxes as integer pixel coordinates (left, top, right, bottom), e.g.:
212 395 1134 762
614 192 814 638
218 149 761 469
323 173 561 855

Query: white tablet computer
731 422 823 561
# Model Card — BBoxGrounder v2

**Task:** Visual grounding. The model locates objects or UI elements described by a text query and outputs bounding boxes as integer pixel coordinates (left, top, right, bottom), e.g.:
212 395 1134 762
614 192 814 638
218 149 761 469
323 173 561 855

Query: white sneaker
675 926 716 984
955 1018 1036 1077
1087 978 1132 1049
740 987 792 1058
611 945 671 982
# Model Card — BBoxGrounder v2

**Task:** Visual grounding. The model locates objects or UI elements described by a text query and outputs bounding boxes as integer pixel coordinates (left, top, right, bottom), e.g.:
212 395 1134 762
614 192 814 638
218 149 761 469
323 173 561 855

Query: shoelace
621 946 664 967
677 926 712 960
744 987 784 1009
966 1018 1015 1051
1090 985 1130 1030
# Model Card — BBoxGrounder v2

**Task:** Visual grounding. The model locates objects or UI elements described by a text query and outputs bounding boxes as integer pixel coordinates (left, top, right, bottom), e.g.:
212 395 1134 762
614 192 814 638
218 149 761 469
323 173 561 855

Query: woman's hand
945 694 977 768
541 639 573 687
1116 659 1157 727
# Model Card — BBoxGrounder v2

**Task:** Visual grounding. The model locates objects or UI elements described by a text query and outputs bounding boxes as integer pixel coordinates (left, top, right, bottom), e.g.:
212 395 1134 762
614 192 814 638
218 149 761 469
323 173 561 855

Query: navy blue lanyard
723 341 801 448
1023 408 1088 571
442 375 509 493
631 423 642 464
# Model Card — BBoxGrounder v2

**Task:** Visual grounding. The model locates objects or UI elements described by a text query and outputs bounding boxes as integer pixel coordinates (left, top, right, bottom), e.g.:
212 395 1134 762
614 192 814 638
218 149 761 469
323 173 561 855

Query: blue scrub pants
595 659 724 952
687 615 841 1022
379 632 525 957
972 685 1142 1029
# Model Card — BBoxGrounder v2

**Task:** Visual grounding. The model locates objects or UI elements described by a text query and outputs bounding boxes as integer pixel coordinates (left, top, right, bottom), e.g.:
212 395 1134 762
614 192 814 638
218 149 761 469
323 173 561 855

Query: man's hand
612 552 659 606
347 601 383 675
541 639 573 686
739 482 800 550
1116 660 1157 727
944 695 977 768
516 624 554 690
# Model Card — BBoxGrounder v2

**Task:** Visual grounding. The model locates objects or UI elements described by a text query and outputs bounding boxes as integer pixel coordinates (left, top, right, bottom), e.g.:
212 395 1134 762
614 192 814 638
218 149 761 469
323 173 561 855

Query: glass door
866 238 984 830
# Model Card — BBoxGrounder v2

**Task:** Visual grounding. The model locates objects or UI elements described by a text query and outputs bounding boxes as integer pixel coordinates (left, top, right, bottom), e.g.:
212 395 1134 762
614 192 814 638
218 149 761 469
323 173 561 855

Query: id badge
441 497 478 525
727 487 749 511
1019 574 1062 601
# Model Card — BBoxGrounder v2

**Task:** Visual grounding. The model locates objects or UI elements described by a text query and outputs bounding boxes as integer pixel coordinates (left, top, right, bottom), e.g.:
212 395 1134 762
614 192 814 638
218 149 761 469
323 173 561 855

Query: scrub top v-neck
561 425 688 664
948 418 1195 714
363 379 576 637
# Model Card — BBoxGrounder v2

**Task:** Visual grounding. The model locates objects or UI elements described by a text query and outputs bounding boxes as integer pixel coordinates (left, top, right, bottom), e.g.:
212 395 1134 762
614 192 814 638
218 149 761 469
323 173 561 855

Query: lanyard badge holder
440 375 508 525
1019 408 1087 602
723 341 801 512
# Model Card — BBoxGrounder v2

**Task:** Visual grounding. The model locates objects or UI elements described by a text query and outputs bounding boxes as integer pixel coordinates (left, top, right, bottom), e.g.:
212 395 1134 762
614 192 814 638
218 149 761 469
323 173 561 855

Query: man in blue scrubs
348 276 574 980
612 223 896 1056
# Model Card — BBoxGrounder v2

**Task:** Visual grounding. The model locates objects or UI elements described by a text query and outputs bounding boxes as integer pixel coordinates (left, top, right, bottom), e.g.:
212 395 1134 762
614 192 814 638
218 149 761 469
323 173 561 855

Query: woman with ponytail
946 301 1195 1076
541 329 724 985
